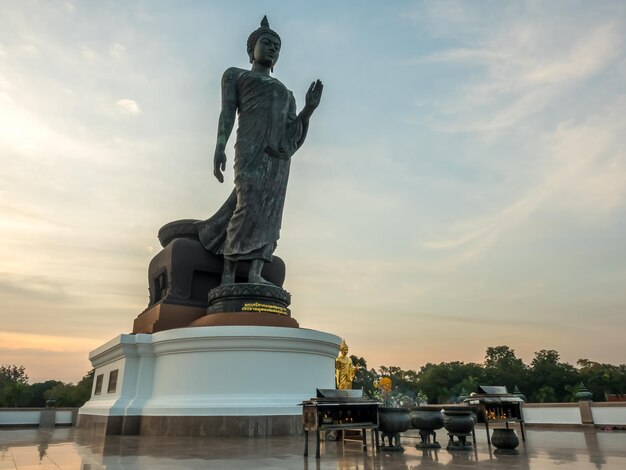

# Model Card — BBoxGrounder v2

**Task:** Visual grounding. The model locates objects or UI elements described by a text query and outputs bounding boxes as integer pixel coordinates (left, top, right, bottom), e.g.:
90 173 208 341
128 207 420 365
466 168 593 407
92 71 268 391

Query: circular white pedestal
79 326 341 421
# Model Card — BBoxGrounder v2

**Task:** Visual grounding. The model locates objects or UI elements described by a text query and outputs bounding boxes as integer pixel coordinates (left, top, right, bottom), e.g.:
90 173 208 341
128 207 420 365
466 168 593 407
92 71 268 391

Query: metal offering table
464 385 526 445
301 389 379 458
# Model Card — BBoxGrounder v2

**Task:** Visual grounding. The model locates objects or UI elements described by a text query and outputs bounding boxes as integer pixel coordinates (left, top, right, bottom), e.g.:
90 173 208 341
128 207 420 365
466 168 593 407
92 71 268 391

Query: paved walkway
0 426 624 469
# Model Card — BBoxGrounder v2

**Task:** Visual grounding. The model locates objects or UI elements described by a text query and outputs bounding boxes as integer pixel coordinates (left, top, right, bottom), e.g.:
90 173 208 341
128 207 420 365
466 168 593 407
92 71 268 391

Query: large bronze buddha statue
197 16 323 285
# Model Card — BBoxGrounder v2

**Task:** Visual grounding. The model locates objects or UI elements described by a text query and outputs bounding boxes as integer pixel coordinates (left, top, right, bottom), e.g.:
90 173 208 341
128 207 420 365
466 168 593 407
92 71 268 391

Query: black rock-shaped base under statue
207 282 291 315
188 282 298 328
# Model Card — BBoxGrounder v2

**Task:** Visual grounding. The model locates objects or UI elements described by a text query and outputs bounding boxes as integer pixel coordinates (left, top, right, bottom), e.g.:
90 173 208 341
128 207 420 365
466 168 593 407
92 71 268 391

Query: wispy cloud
422 95 626 263
519 24 620 86
401 6 626 268
81 45 98 65
408 11 622 134
109 42 126 60
115 98 141 115
0 273 67 302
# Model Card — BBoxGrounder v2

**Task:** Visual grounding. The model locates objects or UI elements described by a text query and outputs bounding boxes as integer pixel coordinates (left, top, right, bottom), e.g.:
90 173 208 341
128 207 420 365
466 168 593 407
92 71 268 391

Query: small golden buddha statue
335 339 357 389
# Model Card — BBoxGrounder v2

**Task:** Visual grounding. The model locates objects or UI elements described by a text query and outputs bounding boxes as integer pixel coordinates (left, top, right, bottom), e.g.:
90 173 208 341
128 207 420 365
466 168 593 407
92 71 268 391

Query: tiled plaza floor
0 426 624 469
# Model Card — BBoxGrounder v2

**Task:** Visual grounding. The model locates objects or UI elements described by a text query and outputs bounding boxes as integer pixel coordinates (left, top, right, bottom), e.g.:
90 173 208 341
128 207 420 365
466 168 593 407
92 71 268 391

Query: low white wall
522 404 582 425
0 409 77 426
0 410 40 426
591 404 626 425
522 403 626 426
55 410 74 425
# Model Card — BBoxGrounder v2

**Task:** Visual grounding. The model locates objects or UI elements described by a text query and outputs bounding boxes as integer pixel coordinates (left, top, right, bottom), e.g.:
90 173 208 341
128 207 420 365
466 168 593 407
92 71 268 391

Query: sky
1 1 625 384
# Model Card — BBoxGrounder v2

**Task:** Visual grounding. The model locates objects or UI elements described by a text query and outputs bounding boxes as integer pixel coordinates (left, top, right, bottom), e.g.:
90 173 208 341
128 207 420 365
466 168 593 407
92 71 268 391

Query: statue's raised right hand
305 79 323 110
214 149 227 183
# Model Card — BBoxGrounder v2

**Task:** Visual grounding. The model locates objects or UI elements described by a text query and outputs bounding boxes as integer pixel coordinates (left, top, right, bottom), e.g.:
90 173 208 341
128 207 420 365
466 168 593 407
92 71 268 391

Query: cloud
81 45 98 65
115 98 141 115
520 24 620 86
401 0 480 36
412 48 507 64
422 226 487 250
441 88 553 133
409 15 622 135
18 44 39 56
0 273 67 302
547 98 626 216
109 43 126 60
422 95 626 264
400 8 626 267
421 188 544 263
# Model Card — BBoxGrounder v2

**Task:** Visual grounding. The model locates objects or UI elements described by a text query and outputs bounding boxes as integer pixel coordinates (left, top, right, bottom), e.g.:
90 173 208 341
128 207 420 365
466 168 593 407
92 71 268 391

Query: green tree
0 365 31 407
29 380 63 407
44 383 76 407
457 375 480 399
0 365 28 384
416 361 484 404
378 365 421 398
0 381 32 407
351 356 377 397
348 349 626 405
74 369 95 405
43 370 94 407
483 346 528 393
577 359 626 401
528 349 578 402
535 385 557 403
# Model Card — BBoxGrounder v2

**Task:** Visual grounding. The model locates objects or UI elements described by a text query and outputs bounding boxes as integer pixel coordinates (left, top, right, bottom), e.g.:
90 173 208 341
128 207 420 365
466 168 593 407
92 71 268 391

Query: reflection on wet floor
0 426 625 469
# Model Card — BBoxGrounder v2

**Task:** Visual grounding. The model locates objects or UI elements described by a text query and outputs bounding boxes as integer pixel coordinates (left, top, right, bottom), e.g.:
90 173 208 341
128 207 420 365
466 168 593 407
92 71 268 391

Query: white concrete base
79 326 341 420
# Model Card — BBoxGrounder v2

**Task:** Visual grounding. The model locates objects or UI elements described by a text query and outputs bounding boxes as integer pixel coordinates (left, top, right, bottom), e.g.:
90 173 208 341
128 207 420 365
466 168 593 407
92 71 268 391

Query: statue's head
340 339 348 356
247 15 281 68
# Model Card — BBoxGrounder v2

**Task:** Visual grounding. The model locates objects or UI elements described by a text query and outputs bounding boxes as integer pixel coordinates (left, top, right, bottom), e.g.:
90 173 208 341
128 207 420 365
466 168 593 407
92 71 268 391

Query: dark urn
491 428 520 454
409 407 445 449
378 407 411 452
443 406 475 451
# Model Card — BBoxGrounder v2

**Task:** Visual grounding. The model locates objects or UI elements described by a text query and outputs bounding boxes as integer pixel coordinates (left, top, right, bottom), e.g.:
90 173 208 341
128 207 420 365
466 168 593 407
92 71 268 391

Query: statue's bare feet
220 272 236 285
248 273 274 285
221 259 237 285
248 258 274 285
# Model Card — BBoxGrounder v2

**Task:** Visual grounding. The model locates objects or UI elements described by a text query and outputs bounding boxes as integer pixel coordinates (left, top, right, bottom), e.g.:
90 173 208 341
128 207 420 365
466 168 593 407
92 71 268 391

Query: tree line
2 345 625 407
0 365 93 407
352 345 626 404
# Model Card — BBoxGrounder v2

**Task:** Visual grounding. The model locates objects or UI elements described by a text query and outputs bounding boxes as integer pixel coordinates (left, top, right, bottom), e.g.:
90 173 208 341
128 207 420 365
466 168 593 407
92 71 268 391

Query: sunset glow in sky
1 1 625 383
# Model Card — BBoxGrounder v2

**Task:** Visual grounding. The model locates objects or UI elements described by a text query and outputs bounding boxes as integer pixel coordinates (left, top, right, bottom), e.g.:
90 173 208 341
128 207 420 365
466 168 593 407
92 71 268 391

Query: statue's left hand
214 149 227 183
305 79 323 109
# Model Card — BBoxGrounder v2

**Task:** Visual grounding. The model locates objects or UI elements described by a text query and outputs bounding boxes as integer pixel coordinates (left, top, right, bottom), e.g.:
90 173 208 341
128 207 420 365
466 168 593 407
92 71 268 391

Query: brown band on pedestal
132 302 206 334
188 312 299 328
78 413 303 436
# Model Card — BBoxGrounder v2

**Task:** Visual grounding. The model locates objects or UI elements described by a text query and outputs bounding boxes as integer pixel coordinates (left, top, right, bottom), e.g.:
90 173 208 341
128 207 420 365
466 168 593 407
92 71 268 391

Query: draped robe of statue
196 67 306 262
335 355 356 390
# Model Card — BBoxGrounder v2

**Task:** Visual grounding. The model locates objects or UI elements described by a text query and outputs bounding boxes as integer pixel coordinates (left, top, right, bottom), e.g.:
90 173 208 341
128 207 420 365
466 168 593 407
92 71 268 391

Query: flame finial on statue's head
340 339 348 350
247 15 281 64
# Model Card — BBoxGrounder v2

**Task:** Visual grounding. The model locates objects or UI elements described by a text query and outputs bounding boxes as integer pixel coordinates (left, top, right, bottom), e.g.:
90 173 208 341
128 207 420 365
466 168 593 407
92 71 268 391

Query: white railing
0 408 78 427
522 402 626 426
